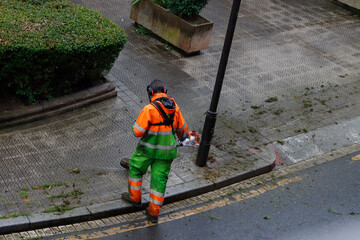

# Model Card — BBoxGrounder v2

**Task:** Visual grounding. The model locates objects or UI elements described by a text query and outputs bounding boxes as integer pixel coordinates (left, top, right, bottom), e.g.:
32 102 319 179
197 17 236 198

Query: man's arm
175 106 189 139
133 106 151 137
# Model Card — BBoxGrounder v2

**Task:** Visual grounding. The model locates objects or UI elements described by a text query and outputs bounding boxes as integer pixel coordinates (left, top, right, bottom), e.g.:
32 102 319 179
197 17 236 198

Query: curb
0 161 274 234
0 77 117 130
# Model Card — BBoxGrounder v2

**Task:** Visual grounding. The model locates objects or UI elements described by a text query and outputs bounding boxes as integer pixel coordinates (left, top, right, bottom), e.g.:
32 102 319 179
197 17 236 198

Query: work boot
121 192 141 207
146 208 158 223
120 158 129 169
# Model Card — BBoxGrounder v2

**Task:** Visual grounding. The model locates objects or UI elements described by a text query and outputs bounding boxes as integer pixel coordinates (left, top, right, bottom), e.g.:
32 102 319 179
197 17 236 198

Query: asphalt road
51 151 360 240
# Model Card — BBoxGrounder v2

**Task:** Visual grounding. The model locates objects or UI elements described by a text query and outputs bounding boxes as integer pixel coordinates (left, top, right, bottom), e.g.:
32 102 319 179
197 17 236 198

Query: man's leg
123 150 152 206
147 159 173 222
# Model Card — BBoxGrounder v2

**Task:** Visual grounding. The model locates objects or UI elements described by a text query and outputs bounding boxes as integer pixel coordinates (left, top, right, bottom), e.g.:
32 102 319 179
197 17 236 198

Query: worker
121 79 189 223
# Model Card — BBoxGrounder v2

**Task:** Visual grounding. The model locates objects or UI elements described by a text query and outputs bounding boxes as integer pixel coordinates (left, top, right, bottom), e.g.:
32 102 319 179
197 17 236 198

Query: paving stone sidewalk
0 0 360 234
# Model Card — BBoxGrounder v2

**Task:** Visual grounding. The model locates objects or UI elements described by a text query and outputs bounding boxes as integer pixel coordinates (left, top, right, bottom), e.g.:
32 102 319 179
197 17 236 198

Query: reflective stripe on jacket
133 93 188 160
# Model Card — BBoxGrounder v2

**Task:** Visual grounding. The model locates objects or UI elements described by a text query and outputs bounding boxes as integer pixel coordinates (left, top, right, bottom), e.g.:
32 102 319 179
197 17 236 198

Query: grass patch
43 203 75 214
48 190 83 201
32 182 67 190
0 212 29 220
2 201 17 206
265 96 278 103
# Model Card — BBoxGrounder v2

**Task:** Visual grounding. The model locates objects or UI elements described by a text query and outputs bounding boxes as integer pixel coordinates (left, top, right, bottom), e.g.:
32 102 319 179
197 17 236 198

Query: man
121 79 189 223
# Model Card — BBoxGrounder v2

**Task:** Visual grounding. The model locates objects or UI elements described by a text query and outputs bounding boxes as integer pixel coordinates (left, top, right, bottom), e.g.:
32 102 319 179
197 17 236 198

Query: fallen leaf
208 156 216 163
70 168 80 173
328 207 342 215
265 96 278 103
264 216 271 219
351 154 360 161
208 215 220 221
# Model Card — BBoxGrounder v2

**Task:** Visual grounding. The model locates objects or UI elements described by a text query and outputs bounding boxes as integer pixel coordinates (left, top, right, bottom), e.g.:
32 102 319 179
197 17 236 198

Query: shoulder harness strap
150 101 175 134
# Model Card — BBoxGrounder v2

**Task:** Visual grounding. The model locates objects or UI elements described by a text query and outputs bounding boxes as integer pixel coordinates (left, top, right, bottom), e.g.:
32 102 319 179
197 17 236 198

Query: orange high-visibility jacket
132 93 188 160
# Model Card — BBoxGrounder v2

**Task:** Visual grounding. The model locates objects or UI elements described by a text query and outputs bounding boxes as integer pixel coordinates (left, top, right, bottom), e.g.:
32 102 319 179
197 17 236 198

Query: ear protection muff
147 85 154 96
147 85 167 96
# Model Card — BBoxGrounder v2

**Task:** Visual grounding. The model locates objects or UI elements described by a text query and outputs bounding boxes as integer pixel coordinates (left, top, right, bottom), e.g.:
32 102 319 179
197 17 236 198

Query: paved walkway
1 0 360 234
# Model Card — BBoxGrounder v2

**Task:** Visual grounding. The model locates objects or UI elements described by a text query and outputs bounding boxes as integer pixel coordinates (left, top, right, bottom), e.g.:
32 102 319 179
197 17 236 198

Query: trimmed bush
151 0 209 17
166 0 209 16
0 0 127 103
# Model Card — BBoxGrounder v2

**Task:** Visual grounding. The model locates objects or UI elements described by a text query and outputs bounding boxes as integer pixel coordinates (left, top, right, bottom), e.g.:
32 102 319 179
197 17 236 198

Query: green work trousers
129 150 173 194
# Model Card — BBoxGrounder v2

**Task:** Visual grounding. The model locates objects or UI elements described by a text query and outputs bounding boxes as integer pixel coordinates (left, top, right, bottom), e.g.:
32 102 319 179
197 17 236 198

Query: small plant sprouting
134 25 149 35
131 0 141 5
81 177 89 183
20 189 29 199
164 43 173 51
271 174 277 186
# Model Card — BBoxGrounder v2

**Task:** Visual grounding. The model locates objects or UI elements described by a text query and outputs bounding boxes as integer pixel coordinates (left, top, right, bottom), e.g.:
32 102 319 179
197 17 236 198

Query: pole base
196 110 217 167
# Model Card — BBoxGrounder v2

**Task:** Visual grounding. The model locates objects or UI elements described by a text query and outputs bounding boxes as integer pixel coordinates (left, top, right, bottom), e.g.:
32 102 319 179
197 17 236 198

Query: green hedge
0 0 127 103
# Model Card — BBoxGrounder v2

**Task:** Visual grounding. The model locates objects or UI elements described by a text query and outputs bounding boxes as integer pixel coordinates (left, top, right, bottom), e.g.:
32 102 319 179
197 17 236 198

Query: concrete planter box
337 0 360 10
130 0 213 54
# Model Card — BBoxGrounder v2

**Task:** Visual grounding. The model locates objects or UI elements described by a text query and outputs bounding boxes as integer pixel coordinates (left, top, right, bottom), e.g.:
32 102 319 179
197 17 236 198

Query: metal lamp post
196 0 242 167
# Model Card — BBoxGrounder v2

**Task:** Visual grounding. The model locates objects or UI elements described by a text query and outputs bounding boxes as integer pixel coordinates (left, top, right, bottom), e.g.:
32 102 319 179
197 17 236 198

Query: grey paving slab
274 134 325 164
272 115 360 165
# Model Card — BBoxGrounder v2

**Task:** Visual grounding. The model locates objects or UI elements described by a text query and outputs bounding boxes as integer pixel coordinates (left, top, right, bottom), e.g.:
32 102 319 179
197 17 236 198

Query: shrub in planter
164 0 209 17
0 0 127 103
151 0 209 17
130 0 212 53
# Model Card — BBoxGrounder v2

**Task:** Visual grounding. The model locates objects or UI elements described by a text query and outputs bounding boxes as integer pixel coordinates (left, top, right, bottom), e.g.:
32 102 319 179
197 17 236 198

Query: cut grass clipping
44 202 75 214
